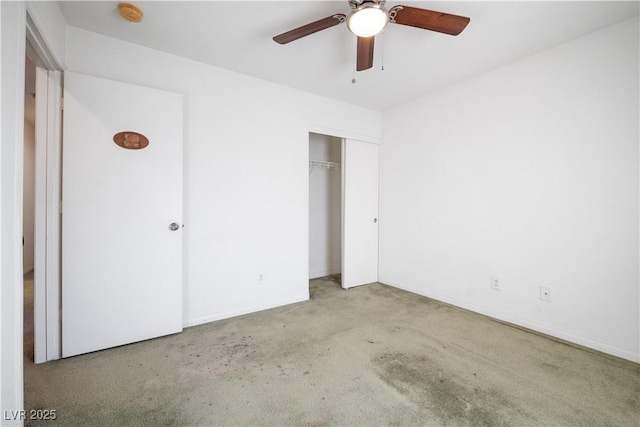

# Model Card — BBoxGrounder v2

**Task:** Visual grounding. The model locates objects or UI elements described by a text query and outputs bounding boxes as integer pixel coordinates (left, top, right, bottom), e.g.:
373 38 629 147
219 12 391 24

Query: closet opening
309 133 342 289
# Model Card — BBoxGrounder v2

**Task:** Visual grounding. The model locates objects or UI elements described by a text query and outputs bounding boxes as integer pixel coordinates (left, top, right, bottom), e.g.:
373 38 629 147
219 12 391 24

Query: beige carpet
23 271 34 363
24 275 640 426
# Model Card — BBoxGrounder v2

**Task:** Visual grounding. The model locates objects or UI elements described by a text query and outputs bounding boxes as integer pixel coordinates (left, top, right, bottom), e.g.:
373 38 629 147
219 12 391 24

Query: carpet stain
374 352 521 426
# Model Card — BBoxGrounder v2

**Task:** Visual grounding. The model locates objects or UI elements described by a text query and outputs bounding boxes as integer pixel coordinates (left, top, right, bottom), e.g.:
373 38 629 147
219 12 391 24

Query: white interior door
62 72 183 357
342 139 379 289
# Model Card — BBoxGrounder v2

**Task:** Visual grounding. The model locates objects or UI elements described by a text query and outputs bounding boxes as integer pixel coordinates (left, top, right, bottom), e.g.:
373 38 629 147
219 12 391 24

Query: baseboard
382 280 639 364
183 293 310 328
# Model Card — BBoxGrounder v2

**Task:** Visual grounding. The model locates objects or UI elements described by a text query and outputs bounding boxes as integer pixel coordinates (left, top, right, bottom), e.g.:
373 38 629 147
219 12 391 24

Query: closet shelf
309 160 341 170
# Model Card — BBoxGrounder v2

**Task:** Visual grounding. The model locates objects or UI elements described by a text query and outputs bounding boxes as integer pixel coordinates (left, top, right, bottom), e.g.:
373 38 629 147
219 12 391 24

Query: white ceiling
57 1 639 111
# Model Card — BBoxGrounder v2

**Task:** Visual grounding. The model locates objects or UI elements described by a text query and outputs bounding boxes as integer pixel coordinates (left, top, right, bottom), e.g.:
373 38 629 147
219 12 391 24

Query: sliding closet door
342 139 379 289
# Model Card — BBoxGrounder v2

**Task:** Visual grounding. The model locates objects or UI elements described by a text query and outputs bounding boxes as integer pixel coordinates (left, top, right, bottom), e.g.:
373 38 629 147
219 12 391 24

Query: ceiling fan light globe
347 4 388 37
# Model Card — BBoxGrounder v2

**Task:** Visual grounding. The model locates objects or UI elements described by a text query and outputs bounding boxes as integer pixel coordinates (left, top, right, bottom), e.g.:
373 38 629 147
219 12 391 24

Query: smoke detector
118 3 143 23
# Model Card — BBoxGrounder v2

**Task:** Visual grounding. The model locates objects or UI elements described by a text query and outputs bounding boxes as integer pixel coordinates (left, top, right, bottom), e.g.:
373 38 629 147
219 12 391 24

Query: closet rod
309 160 340 169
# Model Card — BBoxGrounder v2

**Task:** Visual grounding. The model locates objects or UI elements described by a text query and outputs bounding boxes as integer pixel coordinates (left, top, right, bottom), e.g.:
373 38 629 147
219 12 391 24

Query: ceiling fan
273 0 470 72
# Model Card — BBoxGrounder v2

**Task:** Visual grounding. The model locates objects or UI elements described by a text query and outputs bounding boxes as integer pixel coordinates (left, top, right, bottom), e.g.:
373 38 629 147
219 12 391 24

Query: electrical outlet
491 277 500 291
257 274 265 284
540 286 551 302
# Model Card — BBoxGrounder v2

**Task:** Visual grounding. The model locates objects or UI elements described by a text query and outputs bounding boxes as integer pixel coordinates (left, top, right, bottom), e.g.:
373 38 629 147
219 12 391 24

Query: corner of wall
26 1 67 69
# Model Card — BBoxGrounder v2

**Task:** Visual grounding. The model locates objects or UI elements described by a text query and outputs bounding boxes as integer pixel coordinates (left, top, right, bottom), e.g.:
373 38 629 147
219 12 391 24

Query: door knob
169 222 180 231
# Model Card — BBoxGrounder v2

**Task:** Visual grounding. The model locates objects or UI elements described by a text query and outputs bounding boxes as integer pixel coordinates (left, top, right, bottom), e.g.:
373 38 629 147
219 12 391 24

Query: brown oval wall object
113 131 149 150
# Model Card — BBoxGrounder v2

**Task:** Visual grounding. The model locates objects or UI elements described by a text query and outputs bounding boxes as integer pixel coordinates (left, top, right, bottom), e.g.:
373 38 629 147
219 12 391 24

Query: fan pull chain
380 29 385 71
352 35 357 84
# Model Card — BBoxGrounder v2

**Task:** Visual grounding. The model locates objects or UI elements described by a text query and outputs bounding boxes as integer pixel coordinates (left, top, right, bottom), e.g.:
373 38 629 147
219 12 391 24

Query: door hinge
59 200 63 214
60 97 64 110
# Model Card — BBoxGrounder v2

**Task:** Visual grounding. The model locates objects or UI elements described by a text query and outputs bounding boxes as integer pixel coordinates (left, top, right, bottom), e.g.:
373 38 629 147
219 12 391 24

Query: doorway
24 12 65 364
23 54 36 362
309 133 342 284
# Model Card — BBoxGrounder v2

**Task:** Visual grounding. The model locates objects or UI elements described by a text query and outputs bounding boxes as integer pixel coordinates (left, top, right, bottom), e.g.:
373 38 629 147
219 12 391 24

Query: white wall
309 133 342 278
1 1 26 423
380 17 639 362
23 119 35 273
65 27 381 327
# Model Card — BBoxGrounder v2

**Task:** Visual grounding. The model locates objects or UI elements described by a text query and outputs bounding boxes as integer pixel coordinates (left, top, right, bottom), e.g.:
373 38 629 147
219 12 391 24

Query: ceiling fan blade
356 36 374 71
273 14 346 44
390 6 470 36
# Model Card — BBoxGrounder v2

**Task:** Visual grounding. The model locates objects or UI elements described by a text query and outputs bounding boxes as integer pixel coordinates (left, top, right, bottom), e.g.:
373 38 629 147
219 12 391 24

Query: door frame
26 9 63 363
1 1 63 416
307 125 380 288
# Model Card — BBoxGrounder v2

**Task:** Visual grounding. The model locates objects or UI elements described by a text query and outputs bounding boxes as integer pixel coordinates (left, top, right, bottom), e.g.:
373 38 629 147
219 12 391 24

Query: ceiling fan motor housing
349 0 386 9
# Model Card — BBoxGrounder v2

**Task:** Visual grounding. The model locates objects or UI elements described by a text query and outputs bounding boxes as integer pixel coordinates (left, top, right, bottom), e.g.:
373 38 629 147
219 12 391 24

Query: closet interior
309 133 342 281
